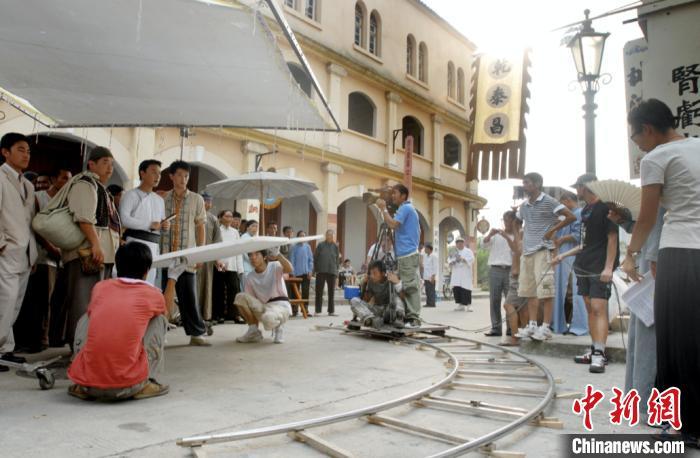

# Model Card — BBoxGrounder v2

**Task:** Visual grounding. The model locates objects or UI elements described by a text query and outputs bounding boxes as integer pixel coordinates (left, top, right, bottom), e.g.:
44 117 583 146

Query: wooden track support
287 430 355 458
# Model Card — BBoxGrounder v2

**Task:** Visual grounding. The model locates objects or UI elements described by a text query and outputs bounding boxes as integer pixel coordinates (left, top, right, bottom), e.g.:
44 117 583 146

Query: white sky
423 0 644 227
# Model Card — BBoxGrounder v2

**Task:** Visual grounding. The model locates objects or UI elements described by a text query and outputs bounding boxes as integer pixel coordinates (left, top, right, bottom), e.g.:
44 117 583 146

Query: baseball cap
571 173 598 188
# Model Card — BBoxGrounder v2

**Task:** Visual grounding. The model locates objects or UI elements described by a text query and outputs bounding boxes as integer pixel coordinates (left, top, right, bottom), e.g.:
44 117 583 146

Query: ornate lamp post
568 9 610 175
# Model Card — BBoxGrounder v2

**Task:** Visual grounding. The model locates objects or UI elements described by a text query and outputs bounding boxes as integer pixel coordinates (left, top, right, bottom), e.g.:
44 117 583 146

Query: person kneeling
234 249 293 344
67 242 169 401
350 261 405 329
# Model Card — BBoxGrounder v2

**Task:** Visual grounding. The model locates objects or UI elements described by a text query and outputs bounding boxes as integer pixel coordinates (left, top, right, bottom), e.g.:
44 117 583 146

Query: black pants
163 270 206 337
48 267 68 347
13 264 50 350
212 270 240 320
315 273 336 314
424 279 436 307
453 286 472 306
293 275 311 315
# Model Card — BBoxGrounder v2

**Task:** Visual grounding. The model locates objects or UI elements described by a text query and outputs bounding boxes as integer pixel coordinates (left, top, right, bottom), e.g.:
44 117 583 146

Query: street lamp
568 9 609 175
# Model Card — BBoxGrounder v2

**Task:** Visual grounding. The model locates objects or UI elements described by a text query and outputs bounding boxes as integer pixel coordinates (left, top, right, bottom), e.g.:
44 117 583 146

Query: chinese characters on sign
623 39 648 179
572 386 682 431
672 64 700 129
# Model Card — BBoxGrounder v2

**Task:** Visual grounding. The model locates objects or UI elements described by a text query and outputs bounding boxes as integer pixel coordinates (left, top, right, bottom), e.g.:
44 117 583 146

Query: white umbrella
205 171 319 229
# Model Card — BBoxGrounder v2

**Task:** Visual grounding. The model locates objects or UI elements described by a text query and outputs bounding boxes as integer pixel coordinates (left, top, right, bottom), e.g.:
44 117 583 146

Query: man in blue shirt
289 230 314 316
376 184 421 327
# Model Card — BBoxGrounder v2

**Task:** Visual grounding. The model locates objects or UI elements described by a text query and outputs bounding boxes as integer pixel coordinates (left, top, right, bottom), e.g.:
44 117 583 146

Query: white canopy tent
0 0 339 131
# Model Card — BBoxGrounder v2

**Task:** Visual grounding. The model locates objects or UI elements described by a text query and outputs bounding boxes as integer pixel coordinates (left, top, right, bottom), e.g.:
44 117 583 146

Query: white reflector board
0 0 333 130
152 235 323 268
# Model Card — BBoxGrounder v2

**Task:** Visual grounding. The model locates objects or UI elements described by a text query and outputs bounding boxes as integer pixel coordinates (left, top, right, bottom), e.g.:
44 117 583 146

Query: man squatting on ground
234 248 294 344
350 260 405 329
68 242 169 401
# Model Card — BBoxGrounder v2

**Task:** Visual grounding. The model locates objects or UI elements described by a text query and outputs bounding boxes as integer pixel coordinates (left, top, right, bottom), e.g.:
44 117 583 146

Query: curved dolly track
177 326 558 457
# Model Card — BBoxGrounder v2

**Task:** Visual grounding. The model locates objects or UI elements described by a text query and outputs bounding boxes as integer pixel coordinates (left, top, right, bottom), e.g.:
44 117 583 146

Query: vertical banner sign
404 135 414 196
468 51 531 181
623 38 648 179
644 6 700 140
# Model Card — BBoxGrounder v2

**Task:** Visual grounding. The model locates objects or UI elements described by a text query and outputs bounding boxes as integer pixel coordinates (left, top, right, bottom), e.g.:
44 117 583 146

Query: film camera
362 186 399 216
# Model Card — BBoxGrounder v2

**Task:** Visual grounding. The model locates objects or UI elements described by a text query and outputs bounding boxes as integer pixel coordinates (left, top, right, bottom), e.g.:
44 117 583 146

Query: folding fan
586 180 642 221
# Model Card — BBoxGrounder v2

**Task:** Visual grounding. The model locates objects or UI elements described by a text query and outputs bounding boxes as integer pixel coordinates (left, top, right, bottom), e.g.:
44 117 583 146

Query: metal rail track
177 325 559 457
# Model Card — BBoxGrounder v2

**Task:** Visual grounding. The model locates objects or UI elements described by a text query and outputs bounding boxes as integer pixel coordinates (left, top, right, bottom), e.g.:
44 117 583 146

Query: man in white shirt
483 211 516 336
213 210 245 323
119 160 169 285
449 237 475 312
0 133 37 369
422 243 439 307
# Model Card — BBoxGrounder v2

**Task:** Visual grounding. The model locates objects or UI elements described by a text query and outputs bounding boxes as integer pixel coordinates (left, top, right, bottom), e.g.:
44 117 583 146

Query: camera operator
375 184 421 328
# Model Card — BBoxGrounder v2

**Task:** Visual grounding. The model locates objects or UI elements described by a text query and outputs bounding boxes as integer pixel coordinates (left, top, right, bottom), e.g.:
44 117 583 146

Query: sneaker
453 305 465 312
132 380 170 400
466 305 474 312
189 335 212 346
515 323 536 339
574 346 593 364
273 326 285 344
404 319 421 329
236 328 263 343
589 350 606 373
531 325 553 341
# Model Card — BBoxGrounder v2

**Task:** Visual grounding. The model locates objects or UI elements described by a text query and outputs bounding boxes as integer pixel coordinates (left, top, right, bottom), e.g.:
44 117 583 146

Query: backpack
32 173 98 250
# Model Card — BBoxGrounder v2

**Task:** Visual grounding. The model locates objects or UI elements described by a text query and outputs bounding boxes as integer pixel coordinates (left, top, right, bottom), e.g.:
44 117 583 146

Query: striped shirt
516 192 565 256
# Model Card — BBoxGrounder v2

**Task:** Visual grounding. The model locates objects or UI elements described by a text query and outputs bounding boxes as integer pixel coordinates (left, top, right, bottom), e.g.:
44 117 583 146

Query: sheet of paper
621 271 655 327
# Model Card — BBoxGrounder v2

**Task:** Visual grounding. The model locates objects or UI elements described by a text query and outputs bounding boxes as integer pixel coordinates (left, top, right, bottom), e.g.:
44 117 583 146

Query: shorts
504 275 528 308
453 286 472 305
518 249 555 299
576 275 611 300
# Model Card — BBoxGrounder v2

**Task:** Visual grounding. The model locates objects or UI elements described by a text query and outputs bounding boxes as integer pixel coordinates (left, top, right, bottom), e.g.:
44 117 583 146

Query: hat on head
88 146 114 162
201 191 213 201
571 173 598 188
456 236 465 243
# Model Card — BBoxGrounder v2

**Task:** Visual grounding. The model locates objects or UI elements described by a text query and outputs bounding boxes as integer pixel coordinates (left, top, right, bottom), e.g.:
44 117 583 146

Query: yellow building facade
0 0 485 271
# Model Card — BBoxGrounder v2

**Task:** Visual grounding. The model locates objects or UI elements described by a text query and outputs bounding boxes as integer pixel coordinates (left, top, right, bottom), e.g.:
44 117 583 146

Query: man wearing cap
197 192 223 323
60 146 121 349
552 173 619 373
119 159 168 285
514 172 575 343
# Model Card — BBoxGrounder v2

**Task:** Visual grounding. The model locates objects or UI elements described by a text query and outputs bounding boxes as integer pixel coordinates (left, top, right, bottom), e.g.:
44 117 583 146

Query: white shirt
119 188 165 233
641 137 700 250
220 225 244 273
422 252 439 280
448 247 474 290
484 233 513 267
367 243 394 262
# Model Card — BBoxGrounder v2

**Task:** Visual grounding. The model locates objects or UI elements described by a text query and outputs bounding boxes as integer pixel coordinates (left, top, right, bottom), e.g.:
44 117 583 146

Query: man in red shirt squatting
67 242 169 401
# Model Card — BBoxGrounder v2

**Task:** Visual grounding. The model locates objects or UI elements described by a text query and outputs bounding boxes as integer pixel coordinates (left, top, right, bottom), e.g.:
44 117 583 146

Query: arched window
348 92 375 137
457 67 465 104
287 62 312 97
406 34 416 76
402 116 423 155
418 42 428 83
444 134 461 169
447 61 455 98
305 0 317 20
354 2 366 47
369 11 381 56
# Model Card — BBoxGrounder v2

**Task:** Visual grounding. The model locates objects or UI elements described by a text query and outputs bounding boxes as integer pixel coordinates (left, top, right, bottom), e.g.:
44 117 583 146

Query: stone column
384 91 402 169
429 191 443 289
320 162 344 233
326 63 347 153
431 114 443 182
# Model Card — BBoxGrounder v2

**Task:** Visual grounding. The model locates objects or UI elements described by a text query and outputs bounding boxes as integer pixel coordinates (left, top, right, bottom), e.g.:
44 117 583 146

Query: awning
0 0 339 131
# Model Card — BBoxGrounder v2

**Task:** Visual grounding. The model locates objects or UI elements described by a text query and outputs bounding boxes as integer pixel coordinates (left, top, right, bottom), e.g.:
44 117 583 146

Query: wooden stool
285 277 309 318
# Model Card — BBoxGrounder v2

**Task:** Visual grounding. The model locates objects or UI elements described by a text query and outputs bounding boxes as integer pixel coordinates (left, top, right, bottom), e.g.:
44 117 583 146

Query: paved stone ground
1 296 697 457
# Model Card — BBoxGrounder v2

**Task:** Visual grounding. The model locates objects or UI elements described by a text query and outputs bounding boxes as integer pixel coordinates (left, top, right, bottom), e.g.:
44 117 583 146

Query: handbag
32 173 97 250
